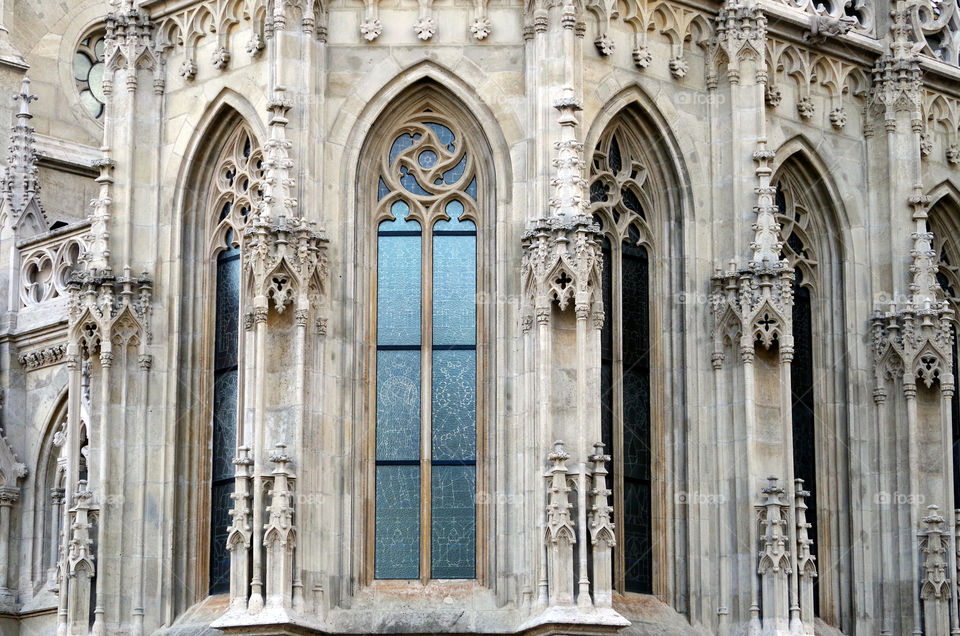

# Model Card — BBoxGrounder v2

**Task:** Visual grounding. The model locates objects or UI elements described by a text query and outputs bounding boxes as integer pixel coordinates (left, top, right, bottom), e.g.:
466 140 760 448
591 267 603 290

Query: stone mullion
610 244 625 595
420 220 433 583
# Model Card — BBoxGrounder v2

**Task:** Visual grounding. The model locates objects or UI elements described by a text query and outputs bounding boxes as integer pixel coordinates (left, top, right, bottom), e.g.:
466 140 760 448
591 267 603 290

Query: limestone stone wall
0 0 959 635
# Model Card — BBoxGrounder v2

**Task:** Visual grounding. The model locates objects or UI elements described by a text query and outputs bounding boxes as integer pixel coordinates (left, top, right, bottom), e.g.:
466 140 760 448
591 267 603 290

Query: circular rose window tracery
74 32 106 120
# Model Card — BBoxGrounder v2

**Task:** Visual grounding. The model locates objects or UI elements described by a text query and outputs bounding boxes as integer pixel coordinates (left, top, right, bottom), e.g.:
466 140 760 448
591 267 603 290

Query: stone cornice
18 343 67 370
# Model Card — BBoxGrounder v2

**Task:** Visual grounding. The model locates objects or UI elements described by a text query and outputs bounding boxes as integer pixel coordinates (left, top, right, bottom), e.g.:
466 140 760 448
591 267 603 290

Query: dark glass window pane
210 238 240 594
621 241 651 594
214 252 240 371
375 465 421 579
431 465 476 578
791 280 818 614
212 370 238 482
432 350 476 461
209 481 234 594
377 350 421 462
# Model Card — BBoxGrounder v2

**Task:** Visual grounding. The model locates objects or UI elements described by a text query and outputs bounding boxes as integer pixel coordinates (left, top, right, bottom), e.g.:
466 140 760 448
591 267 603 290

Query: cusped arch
771 137 850 290
334 60 515 210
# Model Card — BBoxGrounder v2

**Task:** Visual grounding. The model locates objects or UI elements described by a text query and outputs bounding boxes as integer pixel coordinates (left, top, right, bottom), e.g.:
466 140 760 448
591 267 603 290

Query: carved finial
2 77 47 232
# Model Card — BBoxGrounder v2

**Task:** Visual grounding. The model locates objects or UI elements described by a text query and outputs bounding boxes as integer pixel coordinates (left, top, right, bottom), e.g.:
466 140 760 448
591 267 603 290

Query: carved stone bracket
67 267 153 356
243 214 329 315
104 7 165 95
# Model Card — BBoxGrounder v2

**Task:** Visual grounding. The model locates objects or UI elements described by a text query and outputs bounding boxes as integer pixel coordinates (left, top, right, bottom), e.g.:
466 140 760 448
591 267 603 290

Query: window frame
361 98 492 587
588 123 660 596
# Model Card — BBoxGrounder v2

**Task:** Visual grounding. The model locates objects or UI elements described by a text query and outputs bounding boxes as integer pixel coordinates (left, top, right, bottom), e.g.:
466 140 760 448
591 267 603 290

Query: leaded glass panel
431 466 476 578
375 465 421 579
374 107 479 580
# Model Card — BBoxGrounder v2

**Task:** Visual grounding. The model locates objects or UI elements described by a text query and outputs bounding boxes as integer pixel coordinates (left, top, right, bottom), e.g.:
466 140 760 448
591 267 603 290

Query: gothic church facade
0 0 959 634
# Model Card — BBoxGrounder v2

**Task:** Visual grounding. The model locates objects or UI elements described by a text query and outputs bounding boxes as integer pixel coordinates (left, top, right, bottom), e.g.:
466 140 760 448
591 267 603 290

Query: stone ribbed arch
173 103 263 609
356 79 495 587
583 97 686 601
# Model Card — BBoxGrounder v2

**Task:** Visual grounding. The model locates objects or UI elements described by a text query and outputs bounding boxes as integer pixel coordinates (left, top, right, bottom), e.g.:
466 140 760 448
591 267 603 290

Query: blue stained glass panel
375 465 421 579
431 350 476 461
390 134 414 164
431 466 476 578
425 122 456 148
400 166 430 196
377 350 421 461
442 156 467 184
466 178 477 200
433 202 476 347
378 204 421 346
432 350 477 461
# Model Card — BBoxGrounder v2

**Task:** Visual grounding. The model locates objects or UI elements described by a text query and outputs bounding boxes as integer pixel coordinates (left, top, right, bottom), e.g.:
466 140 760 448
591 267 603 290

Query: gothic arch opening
771 148 848 626
355 81 496 587
927 191 960 514
586 102 684 598
175 105 263 606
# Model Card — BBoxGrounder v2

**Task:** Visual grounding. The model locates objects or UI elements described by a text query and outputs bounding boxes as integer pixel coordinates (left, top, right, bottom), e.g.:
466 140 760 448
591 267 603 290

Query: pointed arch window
930 206 960 510
589 127 653 594
774 177 820 614
373 112 480 580
207 125 262 594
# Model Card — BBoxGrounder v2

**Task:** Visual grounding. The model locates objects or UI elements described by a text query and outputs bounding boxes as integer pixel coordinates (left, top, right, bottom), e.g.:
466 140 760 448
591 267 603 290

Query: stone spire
1 77 47 233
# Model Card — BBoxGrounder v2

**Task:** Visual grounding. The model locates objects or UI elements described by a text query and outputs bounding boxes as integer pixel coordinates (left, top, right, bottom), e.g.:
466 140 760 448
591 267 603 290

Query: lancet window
207 125 262 593
373 109 480 580
588 125 653 594
774 174 820 613
930 204 960 510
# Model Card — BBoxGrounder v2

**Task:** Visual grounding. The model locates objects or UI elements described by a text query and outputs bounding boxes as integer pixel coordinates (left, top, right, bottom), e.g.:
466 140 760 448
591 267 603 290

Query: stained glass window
210 237 239 594
777 179 819 615
75 32 106 120
208 126 262 594
591 128 653 594
374 111 478 580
